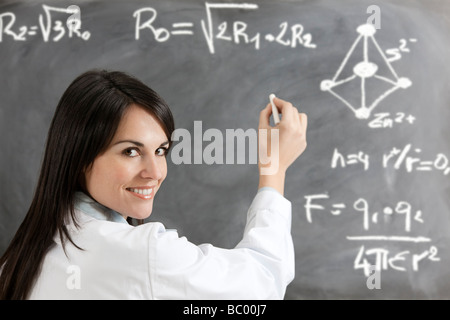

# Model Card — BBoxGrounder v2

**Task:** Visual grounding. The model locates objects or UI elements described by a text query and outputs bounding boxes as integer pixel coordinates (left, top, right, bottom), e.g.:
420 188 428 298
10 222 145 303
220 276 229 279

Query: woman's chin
125 204 153 220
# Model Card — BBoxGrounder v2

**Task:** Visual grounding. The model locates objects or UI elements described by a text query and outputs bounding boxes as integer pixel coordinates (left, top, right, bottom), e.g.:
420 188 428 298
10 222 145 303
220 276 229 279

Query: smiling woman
84 105 170 220
0 70 175 299
0 69 307 300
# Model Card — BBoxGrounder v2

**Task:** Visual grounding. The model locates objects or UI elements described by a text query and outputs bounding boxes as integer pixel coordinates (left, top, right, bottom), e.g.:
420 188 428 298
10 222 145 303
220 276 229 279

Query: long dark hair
0 70 175 299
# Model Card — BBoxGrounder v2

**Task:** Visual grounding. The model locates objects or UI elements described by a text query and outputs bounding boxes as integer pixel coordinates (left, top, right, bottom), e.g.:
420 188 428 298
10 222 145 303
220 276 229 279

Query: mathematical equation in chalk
354 244 440 276
304 194 424 232
0 3 316 54
0 5 90 42
134 3 317 54
303 193 441 275
331 144 450 176
368 112 416 129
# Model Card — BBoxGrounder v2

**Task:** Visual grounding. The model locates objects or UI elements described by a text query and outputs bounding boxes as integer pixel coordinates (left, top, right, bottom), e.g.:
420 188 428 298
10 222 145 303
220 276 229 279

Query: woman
0 69 307 299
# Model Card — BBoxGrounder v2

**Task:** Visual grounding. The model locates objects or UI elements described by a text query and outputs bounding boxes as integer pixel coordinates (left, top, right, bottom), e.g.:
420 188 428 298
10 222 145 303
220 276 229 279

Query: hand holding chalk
258 94 308 193
269 93 280 125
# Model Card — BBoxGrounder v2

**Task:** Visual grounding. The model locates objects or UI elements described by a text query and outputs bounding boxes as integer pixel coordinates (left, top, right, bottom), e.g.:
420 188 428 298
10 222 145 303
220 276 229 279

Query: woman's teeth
128 188 152 196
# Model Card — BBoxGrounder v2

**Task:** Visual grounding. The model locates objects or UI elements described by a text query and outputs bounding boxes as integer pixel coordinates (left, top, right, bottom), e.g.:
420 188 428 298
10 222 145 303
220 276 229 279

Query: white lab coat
28 189 294 299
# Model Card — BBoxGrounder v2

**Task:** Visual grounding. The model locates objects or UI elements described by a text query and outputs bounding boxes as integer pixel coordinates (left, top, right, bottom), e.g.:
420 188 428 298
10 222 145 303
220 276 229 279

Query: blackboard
1 0 450 299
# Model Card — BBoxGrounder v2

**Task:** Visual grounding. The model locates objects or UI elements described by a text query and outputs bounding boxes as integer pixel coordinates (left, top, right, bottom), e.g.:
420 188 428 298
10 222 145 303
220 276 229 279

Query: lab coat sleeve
149 189 294 299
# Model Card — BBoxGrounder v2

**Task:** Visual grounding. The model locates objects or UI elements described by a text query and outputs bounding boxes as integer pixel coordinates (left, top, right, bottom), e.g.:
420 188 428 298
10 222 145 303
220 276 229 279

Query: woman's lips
126 187 155 200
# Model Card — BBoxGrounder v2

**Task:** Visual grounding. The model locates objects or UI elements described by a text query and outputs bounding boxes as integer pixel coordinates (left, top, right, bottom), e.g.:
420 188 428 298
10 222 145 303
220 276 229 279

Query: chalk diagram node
320 24 412 119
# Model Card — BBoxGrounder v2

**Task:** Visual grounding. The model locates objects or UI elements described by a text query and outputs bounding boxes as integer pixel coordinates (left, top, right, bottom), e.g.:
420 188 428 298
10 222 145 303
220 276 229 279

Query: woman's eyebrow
114 140 170 147
113 140 144 147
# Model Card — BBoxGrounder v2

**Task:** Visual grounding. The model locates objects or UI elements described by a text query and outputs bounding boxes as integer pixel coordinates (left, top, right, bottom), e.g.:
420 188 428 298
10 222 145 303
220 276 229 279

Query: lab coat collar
74 192 128 224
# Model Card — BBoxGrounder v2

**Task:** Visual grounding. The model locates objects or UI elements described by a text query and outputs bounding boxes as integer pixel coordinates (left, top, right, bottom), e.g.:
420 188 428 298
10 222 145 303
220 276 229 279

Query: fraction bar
346 235 431 243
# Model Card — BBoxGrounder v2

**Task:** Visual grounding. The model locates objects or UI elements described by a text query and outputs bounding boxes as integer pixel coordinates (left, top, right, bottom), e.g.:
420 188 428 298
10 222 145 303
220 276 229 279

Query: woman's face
84 104 169 220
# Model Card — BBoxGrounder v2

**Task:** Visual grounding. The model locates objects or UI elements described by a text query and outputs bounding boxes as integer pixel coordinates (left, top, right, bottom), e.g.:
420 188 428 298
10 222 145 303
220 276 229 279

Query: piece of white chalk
269 93 280 124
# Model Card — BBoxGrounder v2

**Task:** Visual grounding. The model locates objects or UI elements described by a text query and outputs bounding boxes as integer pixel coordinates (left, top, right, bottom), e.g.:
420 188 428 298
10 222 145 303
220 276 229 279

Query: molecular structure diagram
320 24 412 119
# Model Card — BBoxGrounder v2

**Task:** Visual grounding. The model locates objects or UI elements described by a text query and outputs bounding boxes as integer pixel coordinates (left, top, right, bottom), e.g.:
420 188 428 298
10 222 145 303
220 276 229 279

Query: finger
273 96 295 124
259 103 272 128
299 113 308 133
293 106 301 128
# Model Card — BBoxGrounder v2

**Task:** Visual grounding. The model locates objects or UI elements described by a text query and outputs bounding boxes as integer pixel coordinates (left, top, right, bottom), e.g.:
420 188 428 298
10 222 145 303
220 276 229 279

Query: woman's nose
140 156 164 180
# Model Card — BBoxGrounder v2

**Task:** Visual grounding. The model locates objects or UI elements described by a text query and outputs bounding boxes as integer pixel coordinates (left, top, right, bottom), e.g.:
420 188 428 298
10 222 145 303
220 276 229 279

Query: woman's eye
156 147 168 156
123 148 140 157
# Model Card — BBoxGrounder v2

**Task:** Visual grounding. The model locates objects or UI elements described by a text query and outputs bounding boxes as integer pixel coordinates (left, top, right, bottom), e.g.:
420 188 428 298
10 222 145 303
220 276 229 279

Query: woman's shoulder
55 210 170 253
73 209 166 236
